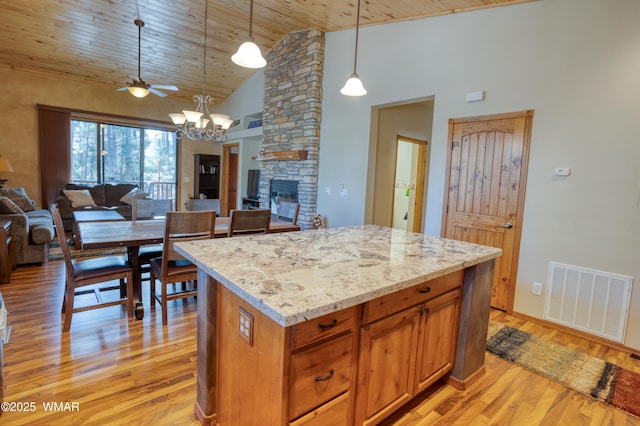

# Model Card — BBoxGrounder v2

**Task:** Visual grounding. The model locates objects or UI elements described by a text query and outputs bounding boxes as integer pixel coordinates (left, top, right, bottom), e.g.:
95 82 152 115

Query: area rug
486 322 640 418
48 237 126 261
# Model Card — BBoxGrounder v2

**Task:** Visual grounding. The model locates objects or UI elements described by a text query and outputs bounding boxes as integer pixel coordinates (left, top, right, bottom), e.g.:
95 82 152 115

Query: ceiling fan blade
148 87 168 97
150 85 178 91
117 86 130 91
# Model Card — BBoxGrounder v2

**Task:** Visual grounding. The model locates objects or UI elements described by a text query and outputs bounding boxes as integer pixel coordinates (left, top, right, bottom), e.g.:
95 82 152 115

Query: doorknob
502 222 513 229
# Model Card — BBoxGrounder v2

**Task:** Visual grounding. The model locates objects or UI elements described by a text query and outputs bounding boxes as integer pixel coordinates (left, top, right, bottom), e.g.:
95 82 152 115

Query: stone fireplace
256 29 324 229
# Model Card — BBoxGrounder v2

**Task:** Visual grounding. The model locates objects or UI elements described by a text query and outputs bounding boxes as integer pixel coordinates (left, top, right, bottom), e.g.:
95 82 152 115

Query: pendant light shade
341 0 366 96
232 38 266 68
232 0 266 69
340 73 367 96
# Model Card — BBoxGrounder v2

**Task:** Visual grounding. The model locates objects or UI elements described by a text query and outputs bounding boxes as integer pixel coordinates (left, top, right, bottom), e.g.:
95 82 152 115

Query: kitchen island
176 225 501 426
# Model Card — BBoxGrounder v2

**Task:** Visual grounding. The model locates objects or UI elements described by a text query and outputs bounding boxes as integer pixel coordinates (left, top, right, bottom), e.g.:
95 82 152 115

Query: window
70 120 177 198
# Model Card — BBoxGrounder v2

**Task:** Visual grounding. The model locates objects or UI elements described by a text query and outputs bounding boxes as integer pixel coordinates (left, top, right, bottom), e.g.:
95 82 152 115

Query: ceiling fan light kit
169 0 235 141
117 18 178 98
128 85 150 98
232 0 266 69
341 0 367 96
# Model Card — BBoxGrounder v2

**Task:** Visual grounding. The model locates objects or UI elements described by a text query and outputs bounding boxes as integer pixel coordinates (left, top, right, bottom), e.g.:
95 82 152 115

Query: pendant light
232 0 266 68
340 0 367 96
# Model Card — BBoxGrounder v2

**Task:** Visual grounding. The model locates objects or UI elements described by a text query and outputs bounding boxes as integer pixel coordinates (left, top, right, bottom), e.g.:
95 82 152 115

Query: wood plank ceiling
0 0 536 103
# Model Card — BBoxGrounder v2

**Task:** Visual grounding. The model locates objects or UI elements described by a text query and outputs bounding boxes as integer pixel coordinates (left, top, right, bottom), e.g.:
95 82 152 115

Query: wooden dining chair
276 201 300 225
132 198 174 222
51 204 134 331
149 210 216 325
186 198 220 214
133 198 175 281
227 209 271 237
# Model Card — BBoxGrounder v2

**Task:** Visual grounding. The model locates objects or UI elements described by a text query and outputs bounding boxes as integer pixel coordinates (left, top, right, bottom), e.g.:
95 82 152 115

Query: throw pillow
0 187 35 212
0 196 24 214
63 189 97 208
119 188 148 205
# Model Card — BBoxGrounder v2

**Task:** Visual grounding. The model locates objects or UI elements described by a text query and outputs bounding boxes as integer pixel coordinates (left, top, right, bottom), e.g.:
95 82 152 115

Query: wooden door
228 153 238 212
441 110 533 311
221 143 239 216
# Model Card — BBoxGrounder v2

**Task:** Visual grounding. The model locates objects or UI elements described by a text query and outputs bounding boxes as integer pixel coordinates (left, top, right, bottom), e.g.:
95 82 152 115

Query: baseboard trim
509 310 637 355
194 401 217 426
446 366 485 390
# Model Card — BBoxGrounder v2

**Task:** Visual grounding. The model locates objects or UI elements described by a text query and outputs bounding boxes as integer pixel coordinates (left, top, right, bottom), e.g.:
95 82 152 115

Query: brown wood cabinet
205 270 466 426
194 154 220 200
355 271 463 425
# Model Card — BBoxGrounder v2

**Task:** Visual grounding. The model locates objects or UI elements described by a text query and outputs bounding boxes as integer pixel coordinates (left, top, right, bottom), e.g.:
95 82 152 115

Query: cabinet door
415 289 462 393
355 306 420 425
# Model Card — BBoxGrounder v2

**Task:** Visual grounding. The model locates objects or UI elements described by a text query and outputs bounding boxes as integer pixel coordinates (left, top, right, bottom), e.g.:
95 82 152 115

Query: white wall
222 0 640 350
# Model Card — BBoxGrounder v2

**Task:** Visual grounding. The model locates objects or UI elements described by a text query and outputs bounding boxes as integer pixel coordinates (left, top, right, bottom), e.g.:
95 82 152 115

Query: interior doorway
366 98 434 230
221 143 239 216
391 136 427 232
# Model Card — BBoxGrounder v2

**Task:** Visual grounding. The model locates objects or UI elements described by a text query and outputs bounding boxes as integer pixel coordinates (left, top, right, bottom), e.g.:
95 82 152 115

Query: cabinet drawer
363 270 463 324
289 333 353 420
289 392 350 426
291 307 356 350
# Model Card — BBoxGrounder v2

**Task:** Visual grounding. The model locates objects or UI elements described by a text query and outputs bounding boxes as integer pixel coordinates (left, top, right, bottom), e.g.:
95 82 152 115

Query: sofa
54 183 143 232
0 187 55 265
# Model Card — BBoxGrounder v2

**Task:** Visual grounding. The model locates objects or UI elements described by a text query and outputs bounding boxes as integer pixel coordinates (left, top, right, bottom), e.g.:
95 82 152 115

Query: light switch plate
238 307 253 346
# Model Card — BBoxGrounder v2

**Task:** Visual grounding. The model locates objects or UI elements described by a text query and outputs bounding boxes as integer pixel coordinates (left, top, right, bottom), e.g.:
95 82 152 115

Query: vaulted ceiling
0 0 536 103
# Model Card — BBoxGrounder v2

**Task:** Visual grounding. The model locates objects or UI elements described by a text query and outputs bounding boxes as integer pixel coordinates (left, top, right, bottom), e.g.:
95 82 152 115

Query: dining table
76 216 301 319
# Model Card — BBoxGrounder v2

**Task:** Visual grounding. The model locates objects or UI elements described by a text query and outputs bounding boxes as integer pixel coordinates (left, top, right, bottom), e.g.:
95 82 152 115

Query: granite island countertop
175 225 502 327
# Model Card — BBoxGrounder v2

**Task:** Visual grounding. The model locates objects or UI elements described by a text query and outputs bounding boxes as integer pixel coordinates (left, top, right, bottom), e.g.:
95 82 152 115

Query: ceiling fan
117 18 178 98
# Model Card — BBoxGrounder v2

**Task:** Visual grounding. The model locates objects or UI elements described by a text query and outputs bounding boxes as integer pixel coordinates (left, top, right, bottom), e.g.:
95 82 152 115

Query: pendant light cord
137 21 142 80
249 0 254 38
353 0 361 74
202 0 208 93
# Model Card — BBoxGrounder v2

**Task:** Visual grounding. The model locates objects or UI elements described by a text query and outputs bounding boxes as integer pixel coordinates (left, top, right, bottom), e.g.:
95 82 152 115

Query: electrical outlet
238 307 253 346
532 282 543 296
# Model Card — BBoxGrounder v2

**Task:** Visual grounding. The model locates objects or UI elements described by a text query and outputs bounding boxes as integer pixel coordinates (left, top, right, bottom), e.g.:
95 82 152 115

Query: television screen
247 169 260 199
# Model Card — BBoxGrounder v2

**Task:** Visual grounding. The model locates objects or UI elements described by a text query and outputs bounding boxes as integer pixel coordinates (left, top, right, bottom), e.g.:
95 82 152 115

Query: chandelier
169 0 234 141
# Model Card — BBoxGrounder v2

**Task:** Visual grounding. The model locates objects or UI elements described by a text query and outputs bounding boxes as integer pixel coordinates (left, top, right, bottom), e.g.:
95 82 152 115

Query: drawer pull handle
418 287 431 294
317 319 337 330
315 370 334 382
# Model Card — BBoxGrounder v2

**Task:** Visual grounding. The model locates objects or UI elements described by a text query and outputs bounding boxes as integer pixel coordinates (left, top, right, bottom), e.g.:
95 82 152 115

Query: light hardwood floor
1 261 638 425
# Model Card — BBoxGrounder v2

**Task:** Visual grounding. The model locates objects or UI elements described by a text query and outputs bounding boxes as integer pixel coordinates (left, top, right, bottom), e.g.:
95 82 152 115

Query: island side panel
449 259 495 388
217 284 289 425
195 270 219 425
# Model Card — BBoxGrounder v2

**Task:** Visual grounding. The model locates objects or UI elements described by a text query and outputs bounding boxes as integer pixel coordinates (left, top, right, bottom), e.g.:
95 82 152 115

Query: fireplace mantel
254 150 308 161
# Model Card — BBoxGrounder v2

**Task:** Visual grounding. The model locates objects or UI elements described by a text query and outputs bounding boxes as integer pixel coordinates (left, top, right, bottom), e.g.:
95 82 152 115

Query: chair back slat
133 199 174 222
228 209 271 237
163 211 216 262
276 201 300 225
